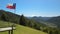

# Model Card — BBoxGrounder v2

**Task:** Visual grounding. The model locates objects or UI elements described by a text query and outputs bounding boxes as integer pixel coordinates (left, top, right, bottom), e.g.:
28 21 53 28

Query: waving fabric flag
6 3 16 9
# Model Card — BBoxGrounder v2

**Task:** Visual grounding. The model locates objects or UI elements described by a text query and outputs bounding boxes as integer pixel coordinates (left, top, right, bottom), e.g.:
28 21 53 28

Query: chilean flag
6 3 16 9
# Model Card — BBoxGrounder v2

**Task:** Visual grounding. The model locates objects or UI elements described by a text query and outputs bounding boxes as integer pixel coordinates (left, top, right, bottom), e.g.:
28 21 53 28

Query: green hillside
0 10 60 34
0 21 47 34
15 25 47 34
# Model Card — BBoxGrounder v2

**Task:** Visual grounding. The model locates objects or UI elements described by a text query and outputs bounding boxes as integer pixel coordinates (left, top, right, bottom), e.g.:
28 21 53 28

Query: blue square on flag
6 3 16 9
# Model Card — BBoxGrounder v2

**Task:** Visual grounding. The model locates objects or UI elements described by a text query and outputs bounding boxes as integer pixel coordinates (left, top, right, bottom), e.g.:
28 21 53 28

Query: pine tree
1 14 7 21
19 15 26 26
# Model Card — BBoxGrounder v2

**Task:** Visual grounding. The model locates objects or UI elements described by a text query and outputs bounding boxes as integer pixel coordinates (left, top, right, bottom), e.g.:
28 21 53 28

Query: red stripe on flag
6 3 16 9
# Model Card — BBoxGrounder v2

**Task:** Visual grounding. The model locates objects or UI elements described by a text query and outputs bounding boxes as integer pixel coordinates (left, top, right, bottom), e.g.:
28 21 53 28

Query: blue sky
0 0 60 17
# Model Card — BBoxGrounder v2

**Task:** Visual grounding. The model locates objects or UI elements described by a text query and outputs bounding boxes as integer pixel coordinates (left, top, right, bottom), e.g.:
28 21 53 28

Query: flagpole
11 9 15 34
7 0 16 34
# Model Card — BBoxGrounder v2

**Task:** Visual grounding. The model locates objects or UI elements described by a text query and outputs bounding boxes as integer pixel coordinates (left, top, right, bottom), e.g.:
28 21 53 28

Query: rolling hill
47 16 60 28
27 16 57 28
0 21 47 34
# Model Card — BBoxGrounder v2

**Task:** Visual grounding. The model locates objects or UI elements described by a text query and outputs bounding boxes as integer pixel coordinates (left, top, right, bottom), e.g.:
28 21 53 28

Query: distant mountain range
27 16 60 28
47 16 60 28
27 16 52 21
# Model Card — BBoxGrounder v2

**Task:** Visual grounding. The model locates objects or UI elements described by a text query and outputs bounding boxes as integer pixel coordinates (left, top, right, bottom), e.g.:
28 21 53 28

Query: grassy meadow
0 21 47 34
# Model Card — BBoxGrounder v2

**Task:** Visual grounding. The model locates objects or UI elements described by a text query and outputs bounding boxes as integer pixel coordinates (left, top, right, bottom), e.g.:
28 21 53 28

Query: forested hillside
0 10 60 34
47 16 60 28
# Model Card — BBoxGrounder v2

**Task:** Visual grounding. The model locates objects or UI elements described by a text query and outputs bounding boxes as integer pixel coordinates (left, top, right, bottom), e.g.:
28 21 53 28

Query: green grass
0 21 12 28
14 25 47 34
0 21 47 34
